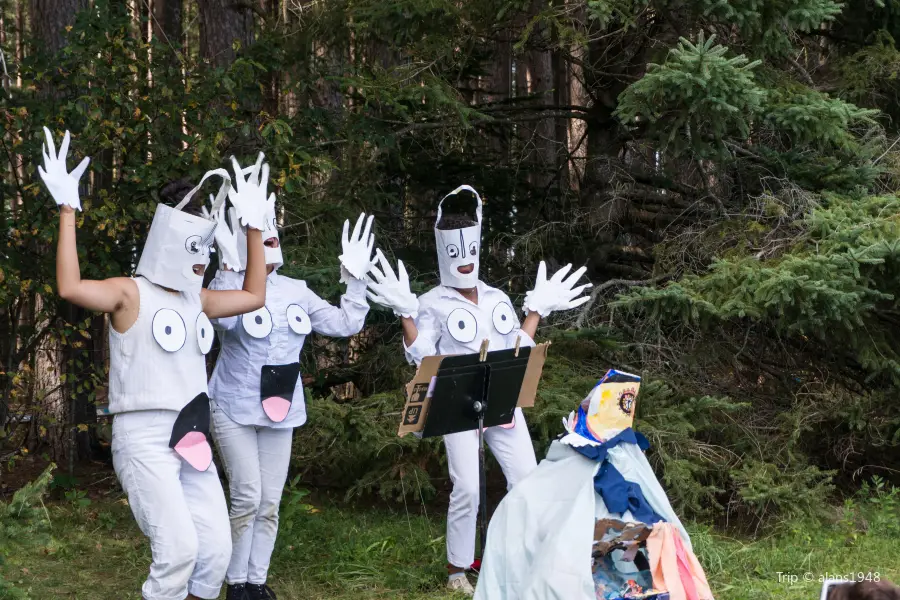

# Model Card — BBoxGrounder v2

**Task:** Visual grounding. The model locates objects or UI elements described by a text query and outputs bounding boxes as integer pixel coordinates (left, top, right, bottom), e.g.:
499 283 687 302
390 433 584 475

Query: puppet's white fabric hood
135 169 230 293
474 441 692 600
434 185 482 289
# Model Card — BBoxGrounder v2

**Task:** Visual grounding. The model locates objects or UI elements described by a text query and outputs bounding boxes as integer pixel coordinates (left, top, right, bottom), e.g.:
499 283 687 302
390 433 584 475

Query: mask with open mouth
260 363 301 422
136 169 231 293
232 161 283 271
434 185 483 289
168 393 213 471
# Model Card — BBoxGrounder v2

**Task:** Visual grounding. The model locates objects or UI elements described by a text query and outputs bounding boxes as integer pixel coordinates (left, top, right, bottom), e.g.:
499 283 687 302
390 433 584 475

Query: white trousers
444 407 538 568
112 410 232 600
212 405 293 585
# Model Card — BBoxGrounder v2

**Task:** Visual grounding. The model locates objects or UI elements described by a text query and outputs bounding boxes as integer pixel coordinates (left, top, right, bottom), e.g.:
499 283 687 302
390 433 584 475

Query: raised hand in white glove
202 194 244 272
522 261 592 318
366 249 419 319
227 153 274 231
37 127 90 211
339 212 375 283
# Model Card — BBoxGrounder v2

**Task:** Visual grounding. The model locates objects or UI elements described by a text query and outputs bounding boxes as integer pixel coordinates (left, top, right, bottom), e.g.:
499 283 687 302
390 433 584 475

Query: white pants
444 407 538 568
112 410 231 600
212 405 293 585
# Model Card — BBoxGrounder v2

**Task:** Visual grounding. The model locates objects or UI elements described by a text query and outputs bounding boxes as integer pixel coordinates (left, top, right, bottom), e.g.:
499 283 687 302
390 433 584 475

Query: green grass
3 480 900 599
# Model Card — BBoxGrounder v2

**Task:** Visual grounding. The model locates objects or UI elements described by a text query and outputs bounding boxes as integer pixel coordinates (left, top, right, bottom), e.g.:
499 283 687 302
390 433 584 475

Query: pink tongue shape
262 396 291 423
174 431 212 471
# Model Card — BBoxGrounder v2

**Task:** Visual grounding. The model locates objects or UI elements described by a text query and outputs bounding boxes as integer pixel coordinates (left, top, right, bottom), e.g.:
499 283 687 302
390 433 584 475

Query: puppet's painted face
136 204 216 293
434 185 483 289
582 372 641 441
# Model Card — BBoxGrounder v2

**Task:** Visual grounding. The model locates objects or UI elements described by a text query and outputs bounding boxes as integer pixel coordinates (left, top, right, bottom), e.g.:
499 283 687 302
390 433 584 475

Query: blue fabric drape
568 427 666 525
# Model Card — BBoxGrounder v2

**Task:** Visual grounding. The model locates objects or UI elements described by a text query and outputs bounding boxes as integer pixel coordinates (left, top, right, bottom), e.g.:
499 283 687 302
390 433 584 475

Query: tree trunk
198 0 254 68
515 0 556 211
29 0 85 55
152 0 183 50
29 0 87 466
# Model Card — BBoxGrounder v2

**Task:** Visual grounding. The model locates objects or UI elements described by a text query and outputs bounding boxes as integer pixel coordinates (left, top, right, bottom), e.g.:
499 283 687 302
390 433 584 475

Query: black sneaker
246 583 278 600
226 583 248 600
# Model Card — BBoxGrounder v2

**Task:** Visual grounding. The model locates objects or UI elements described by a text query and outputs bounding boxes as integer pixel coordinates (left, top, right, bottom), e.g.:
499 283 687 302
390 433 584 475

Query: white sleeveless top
108 276 211 414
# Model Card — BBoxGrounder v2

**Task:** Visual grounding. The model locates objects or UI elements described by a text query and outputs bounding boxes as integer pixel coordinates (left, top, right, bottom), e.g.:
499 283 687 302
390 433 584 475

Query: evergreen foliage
2 0 900 529
0 464 55 599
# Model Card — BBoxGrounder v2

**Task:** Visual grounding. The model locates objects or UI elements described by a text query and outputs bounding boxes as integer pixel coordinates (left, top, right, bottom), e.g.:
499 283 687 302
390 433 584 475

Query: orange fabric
646 523 714 600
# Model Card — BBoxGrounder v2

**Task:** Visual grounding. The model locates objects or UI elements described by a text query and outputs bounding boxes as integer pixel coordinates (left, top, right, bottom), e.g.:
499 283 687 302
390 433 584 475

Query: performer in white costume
39 127 273 600
367 185 592 595
205 163 375 600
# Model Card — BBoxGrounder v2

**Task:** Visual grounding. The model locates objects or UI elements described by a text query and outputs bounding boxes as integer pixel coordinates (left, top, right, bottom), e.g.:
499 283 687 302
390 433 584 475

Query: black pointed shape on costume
168 393 213 471
260 363 301 423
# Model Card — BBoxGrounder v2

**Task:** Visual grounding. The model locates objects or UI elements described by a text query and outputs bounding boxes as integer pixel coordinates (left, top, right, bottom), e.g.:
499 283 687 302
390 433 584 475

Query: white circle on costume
242 307 273 339
492 302 515 335
287 304 312 335
152 309 186 352
196 313 214 354
447 308 477 343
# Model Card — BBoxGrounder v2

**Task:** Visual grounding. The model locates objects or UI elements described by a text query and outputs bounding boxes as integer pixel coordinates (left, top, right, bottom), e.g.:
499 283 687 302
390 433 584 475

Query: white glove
339 212 375 283
202 194 243 272
37 127 90 211
227 153 274 231
366 249 420 319
522 261 592 317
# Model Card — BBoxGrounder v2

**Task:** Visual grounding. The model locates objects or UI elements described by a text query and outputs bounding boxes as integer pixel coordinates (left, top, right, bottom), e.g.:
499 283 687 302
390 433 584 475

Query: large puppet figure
205 162 375 600
366 185 592 595
38 127 272 600
473 374 713 600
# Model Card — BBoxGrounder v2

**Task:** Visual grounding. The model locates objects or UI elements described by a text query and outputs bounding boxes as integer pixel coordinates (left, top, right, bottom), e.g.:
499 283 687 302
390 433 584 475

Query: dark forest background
3 0 900 530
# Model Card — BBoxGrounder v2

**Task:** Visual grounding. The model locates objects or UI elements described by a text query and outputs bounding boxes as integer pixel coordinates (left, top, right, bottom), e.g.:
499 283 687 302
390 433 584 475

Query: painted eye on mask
185 235 203 255
242 307 273 339
447 244 460 258
468 242 478 257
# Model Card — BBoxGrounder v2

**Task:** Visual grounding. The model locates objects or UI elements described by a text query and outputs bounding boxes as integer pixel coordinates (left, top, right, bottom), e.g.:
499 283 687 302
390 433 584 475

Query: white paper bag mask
231 162 283 272
435 185 483 289
233 203 282 272
135 169 231 294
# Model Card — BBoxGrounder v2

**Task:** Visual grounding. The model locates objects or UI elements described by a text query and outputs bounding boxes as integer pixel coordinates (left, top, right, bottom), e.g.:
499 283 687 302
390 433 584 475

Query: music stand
420 341 533 561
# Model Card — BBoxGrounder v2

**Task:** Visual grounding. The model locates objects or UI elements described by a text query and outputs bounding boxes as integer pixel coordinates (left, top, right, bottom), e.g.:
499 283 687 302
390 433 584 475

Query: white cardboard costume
115 170 236 600
474 382 692 600
207 199 372 586
368 184 592 581
368 185 591 577
401 186 539 569
38 128 250 600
